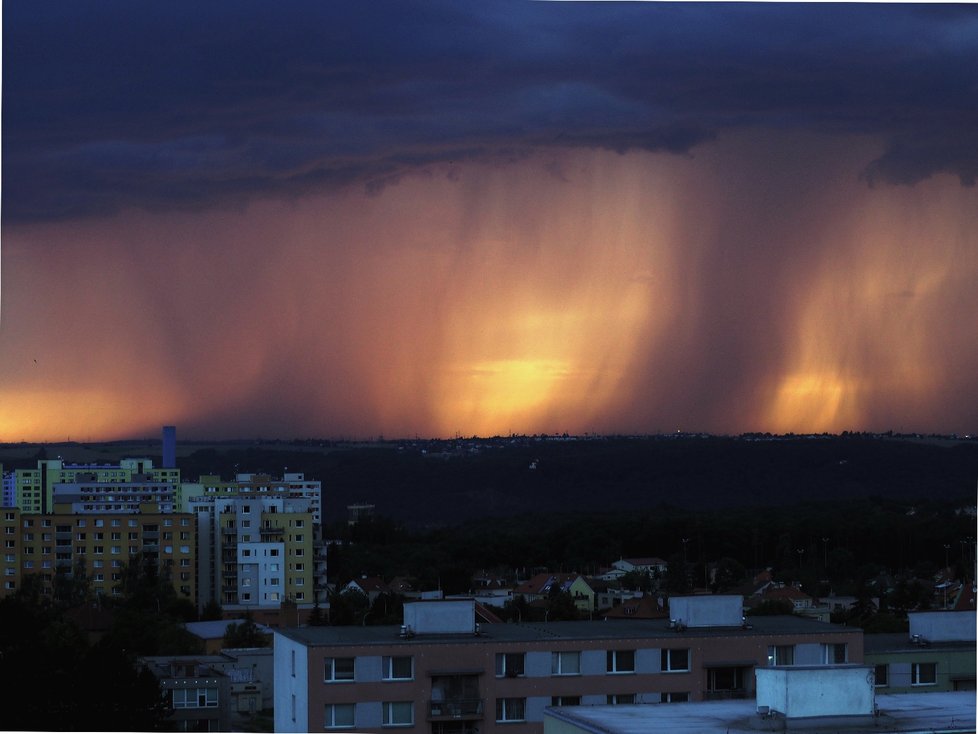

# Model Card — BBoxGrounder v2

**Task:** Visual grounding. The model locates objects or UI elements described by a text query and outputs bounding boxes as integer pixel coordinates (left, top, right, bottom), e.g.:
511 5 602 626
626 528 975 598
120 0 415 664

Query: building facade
274 597 864 734
8 458 180 515
2 505 196 602
194 495 320 616
864 610 977 693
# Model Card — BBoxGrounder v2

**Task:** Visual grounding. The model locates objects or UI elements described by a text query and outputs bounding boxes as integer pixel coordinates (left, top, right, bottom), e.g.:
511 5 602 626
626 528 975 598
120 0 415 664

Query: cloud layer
4 2 977 222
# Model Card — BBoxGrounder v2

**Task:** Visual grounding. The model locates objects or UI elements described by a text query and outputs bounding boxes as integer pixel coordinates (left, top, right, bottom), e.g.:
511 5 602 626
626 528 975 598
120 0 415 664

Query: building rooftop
276 614 859 648
863 632 977 654
543 692 976 734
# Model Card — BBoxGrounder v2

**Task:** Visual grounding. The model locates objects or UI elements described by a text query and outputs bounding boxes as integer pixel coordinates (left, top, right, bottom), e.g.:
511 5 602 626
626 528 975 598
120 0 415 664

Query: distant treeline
175 435 977 527
324 495 976 596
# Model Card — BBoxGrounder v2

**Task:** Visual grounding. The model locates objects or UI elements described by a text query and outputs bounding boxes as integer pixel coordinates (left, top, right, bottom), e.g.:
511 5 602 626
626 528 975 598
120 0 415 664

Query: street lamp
943 544 951 609
822 537 830 569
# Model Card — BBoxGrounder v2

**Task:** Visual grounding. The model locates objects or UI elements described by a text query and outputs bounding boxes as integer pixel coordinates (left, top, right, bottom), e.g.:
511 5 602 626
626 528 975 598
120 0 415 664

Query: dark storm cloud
4 1 976 222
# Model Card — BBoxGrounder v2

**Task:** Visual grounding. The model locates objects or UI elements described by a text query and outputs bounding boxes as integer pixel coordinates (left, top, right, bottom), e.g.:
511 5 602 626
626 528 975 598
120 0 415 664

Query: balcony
428 699 484 721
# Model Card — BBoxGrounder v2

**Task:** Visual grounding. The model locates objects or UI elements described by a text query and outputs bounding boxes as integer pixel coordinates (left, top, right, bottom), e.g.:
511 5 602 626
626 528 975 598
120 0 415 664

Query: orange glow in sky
1 134 976 441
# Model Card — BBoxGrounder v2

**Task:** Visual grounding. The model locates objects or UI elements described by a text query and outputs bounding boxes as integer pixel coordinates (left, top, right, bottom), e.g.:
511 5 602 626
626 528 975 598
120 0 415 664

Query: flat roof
863 632 977 654
276 615 859 648
544 692 976 733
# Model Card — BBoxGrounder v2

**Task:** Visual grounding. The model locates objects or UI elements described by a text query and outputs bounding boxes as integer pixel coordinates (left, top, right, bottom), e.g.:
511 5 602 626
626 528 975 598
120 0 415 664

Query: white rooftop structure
543 692 976 733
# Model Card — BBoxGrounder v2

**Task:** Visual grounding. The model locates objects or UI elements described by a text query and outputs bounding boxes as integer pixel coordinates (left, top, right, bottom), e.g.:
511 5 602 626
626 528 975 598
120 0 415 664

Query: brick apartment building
274 596 863 734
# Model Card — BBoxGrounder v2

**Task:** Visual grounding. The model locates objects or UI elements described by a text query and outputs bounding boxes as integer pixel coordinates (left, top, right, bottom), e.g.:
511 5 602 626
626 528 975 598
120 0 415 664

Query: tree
664 552 691 594
200 598 224 621
619 570 652 592
223 612 270 648
307 599 328 626
712 557 747 593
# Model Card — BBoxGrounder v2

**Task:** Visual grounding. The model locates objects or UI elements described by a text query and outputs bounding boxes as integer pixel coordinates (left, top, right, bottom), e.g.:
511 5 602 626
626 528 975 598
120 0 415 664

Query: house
612 557 667 578
139 656 232 732
514 573 596 614
343 576 390 603
864 610 977 693
274 596 863 733
746 584 814 612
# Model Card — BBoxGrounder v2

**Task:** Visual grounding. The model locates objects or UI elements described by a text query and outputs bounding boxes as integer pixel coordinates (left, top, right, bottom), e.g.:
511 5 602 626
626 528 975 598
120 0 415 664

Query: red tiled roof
514 572 584 596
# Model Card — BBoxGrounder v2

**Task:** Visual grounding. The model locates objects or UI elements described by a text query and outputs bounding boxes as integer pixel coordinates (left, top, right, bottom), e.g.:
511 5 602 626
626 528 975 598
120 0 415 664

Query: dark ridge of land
2 434 975 527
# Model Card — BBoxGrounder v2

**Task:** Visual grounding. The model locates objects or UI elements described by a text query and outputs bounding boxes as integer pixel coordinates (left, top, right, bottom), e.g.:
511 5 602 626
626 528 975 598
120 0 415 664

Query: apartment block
194 496 320 616
9 458 180 515
1 505 196 602
274 597 863 734
864 610 977 693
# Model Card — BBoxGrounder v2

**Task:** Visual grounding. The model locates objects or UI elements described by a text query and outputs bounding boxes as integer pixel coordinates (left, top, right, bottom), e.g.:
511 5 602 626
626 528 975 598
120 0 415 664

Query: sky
2 2 977 441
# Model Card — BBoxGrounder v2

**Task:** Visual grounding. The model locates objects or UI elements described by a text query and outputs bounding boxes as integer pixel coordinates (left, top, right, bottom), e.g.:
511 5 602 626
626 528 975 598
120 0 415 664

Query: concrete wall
404 599 475 634
757 666 874 719
909 611 976 642
669 595 742 627
273 632 308 733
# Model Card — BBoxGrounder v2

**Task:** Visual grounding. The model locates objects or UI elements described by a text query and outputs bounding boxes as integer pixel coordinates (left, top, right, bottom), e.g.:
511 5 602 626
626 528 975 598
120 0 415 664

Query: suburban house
513 573 596 614
343 576 390 603
274 596 863 733
612 557 667 578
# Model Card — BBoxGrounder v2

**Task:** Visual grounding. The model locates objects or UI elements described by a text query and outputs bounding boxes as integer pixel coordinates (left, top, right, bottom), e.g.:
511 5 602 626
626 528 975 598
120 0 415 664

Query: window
606 694 635 705
661 648 690 672
767 645 794 666
324 703 354 729
382 701 413 727
822 643 847 664
171 687 218 709
874 664 888 687
242 505 251 514
291 650 296 677
551 696 580 707
660 692 690 703
495 652 525 678
607 649 635 674
383 656 413 681
551 651 581 676
324 657 355 682
912 662 937 686
495 698 526 722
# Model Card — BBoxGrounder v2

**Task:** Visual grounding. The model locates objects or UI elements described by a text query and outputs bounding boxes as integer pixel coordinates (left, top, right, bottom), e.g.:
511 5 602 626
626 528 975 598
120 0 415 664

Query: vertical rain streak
0 133 975 441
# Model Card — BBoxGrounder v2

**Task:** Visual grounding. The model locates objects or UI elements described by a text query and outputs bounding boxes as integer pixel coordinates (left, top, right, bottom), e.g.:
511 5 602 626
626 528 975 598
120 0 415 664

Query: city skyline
2 2 977 441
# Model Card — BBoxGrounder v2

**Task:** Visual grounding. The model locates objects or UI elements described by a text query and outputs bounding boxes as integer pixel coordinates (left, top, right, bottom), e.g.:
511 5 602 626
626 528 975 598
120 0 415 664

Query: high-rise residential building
11 458 180 514
193 495 322 617
162 425 177 469
1 505 196 602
